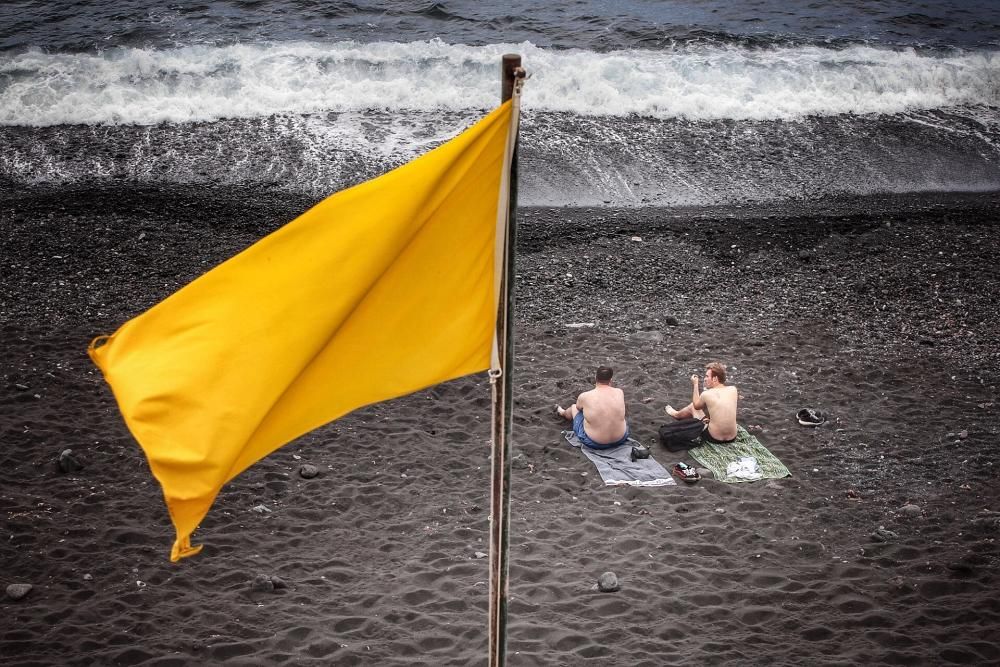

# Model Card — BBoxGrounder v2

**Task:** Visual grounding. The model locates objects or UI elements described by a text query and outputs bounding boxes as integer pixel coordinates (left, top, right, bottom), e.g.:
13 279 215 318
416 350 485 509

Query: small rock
714 508 726 514
83 574 93 581
597 571 620 593
958 430 968 440
764 480 782 490
846 489 860 499
270 576 287 590
872 527 898 543
250 575 274 593
474 551 488 559
6 583 32 600
899 504 921 518
630 236 642 242
298 464 319 479
58 449 83 473
510 453 529 470
250 504 272 514
663 315 679 327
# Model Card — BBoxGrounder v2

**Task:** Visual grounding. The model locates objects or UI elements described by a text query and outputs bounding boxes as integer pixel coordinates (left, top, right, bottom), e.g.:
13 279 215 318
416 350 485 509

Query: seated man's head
705 362 727 386
595 366 614 385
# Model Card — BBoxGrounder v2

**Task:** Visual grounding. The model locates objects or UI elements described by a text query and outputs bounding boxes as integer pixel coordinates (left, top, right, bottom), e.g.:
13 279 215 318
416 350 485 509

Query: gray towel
563 431 676 486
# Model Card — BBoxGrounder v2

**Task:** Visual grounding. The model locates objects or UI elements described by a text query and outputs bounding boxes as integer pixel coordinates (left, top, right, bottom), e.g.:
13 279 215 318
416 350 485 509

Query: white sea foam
1 40 998 126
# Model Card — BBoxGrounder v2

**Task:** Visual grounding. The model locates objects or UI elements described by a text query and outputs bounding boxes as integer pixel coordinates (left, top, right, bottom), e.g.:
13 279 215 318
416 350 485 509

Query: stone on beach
58 448 83 473
6 583 32 600
298 464 319 479
250 574 287 592
597 572 620 593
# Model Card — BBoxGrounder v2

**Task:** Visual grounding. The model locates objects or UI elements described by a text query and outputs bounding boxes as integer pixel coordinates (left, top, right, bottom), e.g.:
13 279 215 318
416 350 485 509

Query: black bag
658 419 705 452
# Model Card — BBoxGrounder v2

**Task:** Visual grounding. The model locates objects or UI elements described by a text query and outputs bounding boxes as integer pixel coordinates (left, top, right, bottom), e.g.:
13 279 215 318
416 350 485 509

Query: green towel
689 426 791 483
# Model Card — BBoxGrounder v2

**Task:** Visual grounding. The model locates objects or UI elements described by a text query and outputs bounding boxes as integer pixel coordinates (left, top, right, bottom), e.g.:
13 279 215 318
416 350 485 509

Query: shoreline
2 184 999 664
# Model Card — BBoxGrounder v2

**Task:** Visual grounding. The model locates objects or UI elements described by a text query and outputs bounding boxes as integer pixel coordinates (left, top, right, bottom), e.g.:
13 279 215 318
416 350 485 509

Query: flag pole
488 53 523 667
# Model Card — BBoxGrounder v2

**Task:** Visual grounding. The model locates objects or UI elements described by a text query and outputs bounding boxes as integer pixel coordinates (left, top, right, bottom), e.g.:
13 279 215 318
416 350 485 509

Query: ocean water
1 1 998 206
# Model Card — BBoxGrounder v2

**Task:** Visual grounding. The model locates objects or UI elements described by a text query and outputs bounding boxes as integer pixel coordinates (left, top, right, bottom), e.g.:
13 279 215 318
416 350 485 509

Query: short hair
595 366 614 384
705 362 727 384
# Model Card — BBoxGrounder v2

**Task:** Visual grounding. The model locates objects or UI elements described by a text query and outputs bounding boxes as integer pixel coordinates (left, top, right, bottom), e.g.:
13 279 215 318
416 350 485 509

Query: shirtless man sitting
665 361 738 444
556 366 630 449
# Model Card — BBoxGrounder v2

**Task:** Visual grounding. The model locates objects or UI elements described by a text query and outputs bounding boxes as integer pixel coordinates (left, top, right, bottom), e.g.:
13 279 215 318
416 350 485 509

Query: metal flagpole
488 53 524 667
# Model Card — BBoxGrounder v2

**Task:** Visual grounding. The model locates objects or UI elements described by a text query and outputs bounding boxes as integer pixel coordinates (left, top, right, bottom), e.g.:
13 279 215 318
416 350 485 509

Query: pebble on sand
250 575 287 593
298 464 319 479
899 504 922 518
597 572 620 593
251 575 274 593
6 583 32 600
58 448 83 473
872 527 899 543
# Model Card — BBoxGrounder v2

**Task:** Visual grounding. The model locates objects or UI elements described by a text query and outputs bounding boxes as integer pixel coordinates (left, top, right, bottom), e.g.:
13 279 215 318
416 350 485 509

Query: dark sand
2 185 999 665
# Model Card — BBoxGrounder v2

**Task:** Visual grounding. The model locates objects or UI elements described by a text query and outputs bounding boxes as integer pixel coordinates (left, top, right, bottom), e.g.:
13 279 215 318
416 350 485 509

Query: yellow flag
89 102 515 561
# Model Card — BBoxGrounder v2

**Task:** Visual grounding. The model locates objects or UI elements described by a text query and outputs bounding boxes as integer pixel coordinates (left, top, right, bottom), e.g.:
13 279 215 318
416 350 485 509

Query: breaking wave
1 40 998 126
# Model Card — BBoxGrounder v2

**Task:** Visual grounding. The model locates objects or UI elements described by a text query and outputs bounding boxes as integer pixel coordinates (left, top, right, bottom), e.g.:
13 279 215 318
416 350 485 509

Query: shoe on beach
673 462 700 483
796 408 826 427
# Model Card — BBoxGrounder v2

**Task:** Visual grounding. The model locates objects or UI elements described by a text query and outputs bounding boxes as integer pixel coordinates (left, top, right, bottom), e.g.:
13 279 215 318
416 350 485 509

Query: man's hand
691 374 700 387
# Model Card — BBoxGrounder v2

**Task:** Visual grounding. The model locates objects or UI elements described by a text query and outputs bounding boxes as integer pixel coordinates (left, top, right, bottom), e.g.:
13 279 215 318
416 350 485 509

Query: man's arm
691 375 705 410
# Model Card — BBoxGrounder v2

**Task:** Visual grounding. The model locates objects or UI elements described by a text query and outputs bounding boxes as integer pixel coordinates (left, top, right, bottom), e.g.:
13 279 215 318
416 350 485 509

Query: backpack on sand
658 419 706 452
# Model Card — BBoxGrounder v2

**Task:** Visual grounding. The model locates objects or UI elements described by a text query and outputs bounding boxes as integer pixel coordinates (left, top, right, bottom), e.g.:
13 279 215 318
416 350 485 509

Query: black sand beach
2 185 999 665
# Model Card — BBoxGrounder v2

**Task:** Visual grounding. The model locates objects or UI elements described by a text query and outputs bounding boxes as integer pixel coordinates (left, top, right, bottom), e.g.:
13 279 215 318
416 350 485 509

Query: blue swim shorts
573 410 630 449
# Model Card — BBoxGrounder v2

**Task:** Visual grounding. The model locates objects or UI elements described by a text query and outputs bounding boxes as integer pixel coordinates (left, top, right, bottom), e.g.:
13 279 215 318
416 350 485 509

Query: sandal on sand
673 462 700 483
796 408 826 427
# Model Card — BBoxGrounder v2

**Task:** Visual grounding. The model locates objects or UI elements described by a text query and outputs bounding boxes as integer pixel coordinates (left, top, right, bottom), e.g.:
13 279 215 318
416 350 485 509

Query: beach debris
298 464 319 479
714 508 726 514
958 430 969 440
631 236 642 242
899 504 921 518
871 527 898 543
764 480 783 490
846 489 860 499
6 583 32 600
83 574 93 581
474 551 487 559
58 448 83 473
597 572 620 593
250 504 272 514
565 322 595 329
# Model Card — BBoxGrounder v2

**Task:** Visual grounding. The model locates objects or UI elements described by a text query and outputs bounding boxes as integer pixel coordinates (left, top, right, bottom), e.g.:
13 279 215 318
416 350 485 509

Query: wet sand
2 185 999 665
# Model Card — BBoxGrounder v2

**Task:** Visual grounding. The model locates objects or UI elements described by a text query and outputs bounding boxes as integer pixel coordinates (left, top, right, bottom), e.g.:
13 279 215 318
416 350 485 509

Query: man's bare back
574 385 628 444
698 384 738 441
665 362 738 442
557 366 629 447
